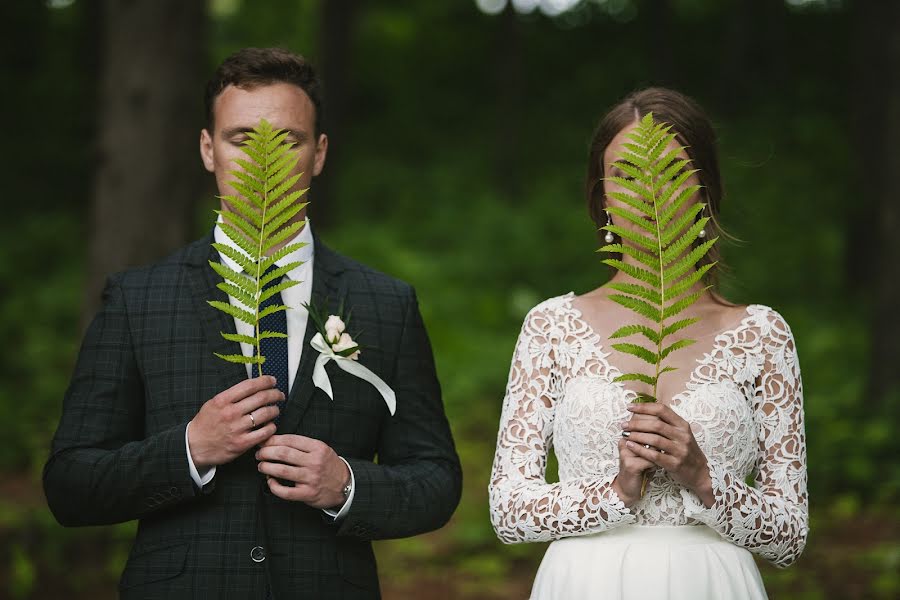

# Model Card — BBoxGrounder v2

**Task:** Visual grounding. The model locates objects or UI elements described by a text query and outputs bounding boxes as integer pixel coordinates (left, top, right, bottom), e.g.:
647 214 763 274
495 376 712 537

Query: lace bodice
489 293 808 568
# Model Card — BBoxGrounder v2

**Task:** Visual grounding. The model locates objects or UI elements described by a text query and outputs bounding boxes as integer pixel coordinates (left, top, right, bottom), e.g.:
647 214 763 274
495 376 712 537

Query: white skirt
530 525 768 600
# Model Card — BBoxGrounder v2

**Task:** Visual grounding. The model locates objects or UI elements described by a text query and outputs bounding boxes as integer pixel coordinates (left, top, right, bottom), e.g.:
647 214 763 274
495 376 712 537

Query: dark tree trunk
84 0 207 324
313 0 359 231
493 4 524 201
646 0 675 85
853 1 900 406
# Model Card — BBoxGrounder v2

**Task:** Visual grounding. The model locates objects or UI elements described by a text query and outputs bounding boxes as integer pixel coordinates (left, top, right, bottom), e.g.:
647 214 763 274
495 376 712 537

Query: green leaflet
610 324 660 344
614 372 658 386
597 112 718 405
598 243 660 271
207 119 311 377
214 352 264 364
607 282 662 306
221 332 259 346
612 343 658 365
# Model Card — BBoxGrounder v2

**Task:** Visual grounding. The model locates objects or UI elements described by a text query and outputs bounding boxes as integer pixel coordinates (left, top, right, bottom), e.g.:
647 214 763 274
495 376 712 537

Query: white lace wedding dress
489 293 808 600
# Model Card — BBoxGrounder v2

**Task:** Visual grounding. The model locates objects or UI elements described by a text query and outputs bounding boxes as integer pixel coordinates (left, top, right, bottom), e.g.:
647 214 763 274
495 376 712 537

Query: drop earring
604 210 615 244
698 205 707 239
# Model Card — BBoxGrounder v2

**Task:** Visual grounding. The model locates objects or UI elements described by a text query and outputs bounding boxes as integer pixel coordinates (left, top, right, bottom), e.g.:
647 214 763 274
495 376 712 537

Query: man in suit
43 47 462 599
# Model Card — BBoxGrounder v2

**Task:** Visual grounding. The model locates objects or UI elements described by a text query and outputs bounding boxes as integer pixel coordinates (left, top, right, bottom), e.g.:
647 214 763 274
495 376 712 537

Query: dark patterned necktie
258 264 288 421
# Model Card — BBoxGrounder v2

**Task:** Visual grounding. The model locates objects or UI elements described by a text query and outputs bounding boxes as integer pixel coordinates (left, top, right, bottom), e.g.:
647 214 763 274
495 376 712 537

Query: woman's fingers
621 431 676 456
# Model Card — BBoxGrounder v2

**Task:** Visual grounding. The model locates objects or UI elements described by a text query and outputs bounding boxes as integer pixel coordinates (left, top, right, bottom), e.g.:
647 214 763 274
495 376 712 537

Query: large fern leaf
207 119 309 376
600 113 718 402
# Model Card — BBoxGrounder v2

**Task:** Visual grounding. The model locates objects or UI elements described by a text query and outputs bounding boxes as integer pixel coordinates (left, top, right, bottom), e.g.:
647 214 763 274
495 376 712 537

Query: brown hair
204 47 324 135
586 87 728 289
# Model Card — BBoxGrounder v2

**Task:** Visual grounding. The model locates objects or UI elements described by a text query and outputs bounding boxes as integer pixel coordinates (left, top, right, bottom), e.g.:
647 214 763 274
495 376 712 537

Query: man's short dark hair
204 47 324 135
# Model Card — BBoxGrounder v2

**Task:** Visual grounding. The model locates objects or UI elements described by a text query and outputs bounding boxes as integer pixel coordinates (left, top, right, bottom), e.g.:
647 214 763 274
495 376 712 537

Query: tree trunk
313 0 358 231
84 0 207 324
855 1 900 407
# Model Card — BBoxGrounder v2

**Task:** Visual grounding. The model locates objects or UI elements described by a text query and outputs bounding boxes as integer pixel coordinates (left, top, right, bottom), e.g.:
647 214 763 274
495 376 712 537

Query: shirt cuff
185 421 216 488
322 456 355 521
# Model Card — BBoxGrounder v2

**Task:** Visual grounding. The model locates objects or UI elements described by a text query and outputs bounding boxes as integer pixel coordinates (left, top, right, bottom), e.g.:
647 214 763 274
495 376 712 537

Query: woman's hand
620 403 715 508
612 435 656 508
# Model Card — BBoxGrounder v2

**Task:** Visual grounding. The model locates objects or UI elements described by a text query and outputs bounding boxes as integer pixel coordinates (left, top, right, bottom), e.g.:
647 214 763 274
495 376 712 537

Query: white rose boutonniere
304 299 396 415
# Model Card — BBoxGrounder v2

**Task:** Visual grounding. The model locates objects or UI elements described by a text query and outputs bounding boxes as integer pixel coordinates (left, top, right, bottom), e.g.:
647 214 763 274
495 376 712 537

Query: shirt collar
213 214 314 279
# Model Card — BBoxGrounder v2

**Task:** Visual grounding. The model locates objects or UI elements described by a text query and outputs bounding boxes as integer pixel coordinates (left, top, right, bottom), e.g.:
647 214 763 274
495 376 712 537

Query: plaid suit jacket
43 231 462 599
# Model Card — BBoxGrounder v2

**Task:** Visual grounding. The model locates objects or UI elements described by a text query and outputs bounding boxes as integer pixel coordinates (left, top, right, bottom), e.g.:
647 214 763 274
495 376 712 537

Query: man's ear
312 133 328 177
200 129 215 173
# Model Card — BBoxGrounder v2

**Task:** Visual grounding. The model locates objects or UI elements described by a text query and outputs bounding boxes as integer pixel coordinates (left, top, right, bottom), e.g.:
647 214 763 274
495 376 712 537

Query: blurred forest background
2 0 899 598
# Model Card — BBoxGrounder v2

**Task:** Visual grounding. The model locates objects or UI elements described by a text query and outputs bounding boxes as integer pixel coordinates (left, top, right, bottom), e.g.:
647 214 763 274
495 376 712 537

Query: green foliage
207 119 309 376
599 113 717 402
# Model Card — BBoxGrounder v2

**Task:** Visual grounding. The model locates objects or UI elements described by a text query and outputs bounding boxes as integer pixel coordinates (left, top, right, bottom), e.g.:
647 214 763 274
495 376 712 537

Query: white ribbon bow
309 332 396 415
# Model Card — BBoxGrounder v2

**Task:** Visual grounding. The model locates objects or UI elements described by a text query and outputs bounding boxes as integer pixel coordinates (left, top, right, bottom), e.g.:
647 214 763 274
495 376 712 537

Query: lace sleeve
684 310 809 567
488 304 635 544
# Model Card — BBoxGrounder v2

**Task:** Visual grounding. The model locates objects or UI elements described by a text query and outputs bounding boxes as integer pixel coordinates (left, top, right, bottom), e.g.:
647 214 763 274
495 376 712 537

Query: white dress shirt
185 217 354 519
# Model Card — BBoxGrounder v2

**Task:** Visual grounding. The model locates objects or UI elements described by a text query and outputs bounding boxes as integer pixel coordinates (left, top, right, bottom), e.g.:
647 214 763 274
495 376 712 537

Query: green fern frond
663 290 704 320
602 259 660 287
661 317 700 338
607 282 662 306
229 179 266 208
212 243 257 274
598 243 661 271
614 372 658 386
266 241 308 265
207 118 311 376
219 195 263 228
217 282 257 309
258 303 291 320
667 263 715 300
611 343 658 365
208 261 256 295
221 333 259 346
661 218 709 264
259 262 302 287
263 219 306 254
598 112 719 408
660 203 704 246
663 238 717 280
259 279 301 304
216 209 261 243
259 330 289 340
604 226 658 253
660 338 695 360
606 177 656 205
219 221 259 258
208 300 256 325
214 352 264 364
608 294 659 321
610 324 660 344
606 206 658 235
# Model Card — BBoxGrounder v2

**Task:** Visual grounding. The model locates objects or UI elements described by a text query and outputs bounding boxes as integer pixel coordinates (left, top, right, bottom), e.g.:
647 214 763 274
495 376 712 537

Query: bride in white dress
489 88 808 600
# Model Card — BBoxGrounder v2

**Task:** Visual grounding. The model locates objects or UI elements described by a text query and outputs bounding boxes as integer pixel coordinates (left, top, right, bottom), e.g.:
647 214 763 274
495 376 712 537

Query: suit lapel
185 231 248 392
279 233 346 433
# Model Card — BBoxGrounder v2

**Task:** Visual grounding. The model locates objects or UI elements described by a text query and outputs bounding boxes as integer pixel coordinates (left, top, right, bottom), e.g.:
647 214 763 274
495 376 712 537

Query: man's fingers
267 477 316 502
217 375 278 404
243 423 277 447
258 460 307 483
255 444 307 466
244 405 280 429
259 434 323 453
234 388 285 416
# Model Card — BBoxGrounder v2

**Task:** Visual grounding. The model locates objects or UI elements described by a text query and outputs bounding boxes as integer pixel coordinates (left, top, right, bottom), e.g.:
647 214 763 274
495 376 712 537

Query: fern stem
253 136 271 380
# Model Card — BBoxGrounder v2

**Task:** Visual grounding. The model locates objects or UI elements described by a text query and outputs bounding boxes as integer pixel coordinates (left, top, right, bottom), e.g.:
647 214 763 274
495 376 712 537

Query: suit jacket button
250 546 266 563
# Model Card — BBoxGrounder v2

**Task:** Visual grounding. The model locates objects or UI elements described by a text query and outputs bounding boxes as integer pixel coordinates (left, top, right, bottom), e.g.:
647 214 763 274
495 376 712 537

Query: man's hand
256 435 350 509
188 376 283 469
